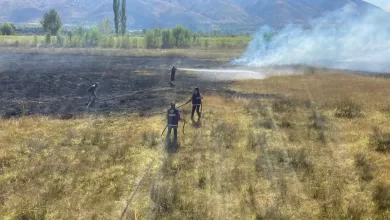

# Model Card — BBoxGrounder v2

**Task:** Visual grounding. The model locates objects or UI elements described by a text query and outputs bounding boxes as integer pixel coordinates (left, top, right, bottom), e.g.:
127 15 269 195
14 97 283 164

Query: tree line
146 26 197 48
0 8 251 49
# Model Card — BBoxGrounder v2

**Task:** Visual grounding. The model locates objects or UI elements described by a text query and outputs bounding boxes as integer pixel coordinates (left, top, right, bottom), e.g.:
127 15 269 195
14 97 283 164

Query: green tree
113 0 120 35
85 27 101 47
56 30 65 47
74 25 85 37
145 28 161 48
0 23 16 35
121 0 127 35
161 29 174 48
145 30 154 48
172 25 191 48
98 18 112 35
45 33 52 45
67 29 73 41
40 9 62 35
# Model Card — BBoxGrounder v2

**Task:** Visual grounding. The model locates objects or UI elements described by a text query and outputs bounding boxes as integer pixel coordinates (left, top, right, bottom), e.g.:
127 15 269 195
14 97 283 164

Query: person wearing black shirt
185 87 203 120
170 65 177 84
167 101 183 141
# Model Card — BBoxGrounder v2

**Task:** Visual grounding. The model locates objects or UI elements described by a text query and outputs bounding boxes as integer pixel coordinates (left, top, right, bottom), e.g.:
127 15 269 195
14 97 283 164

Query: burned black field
0 53 229 118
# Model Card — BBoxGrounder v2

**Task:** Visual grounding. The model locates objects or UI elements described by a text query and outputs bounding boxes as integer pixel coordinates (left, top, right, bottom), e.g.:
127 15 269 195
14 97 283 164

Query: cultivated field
0 52 390 219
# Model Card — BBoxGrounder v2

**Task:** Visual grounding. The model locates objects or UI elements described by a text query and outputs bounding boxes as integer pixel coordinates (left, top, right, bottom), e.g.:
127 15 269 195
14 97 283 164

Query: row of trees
0 9 250 49
145 26 197 48
54 24 199 49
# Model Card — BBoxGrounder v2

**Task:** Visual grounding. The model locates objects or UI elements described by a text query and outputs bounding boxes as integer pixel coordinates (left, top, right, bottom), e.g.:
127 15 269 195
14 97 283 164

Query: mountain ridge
0 0 384 30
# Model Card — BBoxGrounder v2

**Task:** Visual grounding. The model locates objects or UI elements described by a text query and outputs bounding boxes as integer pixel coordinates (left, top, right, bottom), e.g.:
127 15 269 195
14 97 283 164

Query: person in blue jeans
167 101 183 141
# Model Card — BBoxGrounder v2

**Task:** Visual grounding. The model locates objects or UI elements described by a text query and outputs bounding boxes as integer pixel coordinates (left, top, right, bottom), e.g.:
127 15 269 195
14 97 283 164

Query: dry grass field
0 53 390 219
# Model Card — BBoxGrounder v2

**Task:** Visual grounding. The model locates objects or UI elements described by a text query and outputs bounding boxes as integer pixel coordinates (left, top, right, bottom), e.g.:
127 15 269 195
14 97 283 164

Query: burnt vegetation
0 53 224 118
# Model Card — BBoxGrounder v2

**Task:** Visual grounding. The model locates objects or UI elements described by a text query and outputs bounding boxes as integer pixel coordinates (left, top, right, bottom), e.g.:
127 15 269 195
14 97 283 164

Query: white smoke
234 4 390 73
365 0 390 12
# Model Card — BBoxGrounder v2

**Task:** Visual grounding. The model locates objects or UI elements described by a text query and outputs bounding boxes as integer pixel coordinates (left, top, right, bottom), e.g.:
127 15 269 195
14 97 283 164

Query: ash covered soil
0 53 233 118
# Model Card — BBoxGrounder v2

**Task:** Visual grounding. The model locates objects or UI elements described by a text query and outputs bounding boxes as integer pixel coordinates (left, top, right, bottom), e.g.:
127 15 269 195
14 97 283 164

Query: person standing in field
185 87 203 120
167 101 183 142
87 82 99 104
170 65 177 85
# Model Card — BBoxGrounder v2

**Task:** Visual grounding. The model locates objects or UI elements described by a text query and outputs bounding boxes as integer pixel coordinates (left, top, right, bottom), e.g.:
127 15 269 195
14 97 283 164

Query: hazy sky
364 0 390 11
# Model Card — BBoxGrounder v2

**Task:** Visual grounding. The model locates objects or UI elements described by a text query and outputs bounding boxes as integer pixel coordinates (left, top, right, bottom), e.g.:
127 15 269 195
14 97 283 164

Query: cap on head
95 82 100 86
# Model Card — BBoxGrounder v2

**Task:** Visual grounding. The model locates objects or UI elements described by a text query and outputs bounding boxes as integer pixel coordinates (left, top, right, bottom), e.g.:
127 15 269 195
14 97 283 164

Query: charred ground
0 53 236 118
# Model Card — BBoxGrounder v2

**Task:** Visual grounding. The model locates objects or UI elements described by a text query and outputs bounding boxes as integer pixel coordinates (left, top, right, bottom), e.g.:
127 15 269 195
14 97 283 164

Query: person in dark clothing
185 87 203 120
88 82 99 103
167 101 183 141
170 66 177 84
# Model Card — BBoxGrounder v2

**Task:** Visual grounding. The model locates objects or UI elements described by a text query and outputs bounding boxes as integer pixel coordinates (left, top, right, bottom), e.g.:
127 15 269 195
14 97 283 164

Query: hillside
0 0 383 30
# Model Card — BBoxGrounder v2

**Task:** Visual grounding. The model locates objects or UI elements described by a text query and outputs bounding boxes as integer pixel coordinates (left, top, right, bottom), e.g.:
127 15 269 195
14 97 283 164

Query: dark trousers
88 92 96 103
167 126 178 140
170 74 175 82
191 105 201 119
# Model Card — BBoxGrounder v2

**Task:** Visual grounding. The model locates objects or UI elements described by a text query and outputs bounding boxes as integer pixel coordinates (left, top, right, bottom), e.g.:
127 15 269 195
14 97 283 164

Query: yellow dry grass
1 70 390 219
232 71 390 109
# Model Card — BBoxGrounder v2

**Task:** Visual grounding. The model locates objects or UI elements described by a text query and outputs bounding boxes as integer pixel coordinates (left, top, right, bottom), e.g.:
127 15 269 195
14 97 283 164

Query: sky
364 0 390 11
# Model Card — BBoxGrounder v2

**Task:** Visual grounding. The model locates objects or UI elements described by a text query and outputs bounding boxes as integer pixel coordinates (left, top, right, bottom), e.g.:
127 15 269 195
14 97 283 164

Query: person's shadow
164 138 180 153
191 118 202 128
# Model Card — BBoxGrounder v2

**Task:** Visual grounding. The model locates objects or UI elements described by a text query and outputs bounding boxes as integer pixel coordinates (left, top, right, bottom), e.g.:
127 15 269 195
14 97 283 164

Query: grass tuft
369 127 390 153
272 99 298 113
335 99 363 118
288 148 314 174
373 182 390 211
354 152 375 181
142 130 159 148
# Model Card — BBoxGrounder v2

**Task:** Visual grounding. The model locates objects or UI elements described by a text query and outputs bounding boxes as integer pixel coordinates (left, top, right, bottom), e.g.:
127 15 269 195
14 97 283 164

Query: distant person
167 101 183 142
87 82 99 104
185 87 203 120
170 65 177 84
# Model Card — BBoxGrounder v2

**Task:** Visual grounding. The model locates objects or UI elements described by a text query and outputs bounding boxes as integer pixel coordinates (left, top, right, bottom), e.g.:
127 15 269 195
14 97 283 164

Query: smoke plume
235 4 390 73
